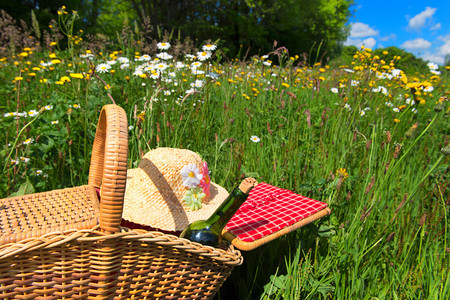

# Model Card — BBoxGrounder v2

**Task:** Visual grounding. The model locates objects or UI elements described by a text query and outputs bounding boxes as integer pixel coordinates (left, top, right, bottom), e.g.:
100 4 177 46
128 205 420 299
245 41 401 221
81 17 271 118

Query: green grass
0 11 449 299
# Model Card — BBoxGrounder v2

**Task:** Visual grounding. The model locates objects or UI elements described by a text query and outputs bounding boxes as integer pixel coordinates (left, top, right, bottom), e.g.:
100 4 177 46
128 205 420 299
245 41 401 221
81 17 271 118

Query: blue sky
345 1 450 65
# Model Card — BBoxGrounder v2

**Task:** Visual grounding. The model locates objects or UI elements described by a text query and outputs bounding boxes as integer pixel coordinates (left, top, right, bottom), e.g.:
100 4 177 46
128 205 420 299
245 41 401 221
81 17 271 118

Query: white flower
107 60 117 65
197 51 212 61
96 63 111 73
202 44 217 51
385 101 394 107
35 170 43 176
157 42 171 50
343 68 355 73
392 69 402 77
128 125 134 130
263 61 272 66
3 112 17 117
51 120 59 125
191 61 202 69
156 52 173 60
137 54 151 61
120 63 130 69
427 62 438 70
423 86 434 93
261 55 269 60
405 98 416 105
117 57 129 64
175 62 185 69
190 80 204 88
185 88 198 94
28 110 39 117
344 103 351 110
393 107 400 112
191 69 205 75
73 104 80 109
250 135 260 143
351 80 359 87
23 138 34 145
430 70 441 75
180 164 203 188
20 157 30 163
44 105 53 111
154 62 168 72
331 88 338 94
360 110 366 116
185 54 196 60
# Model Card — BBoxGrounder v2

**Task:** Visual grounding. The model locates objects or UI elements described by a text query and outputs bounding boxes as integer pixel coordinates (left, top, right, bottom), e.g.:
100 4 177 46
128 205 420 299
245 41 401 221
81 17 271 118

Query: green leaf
9 179 35 197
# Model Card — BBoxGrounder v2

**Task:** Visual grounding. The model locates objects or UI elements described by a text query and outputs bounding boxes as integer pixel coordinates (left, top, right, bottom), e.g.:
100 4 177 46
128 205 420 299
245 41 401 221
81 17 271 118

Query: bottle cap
239 177 258 194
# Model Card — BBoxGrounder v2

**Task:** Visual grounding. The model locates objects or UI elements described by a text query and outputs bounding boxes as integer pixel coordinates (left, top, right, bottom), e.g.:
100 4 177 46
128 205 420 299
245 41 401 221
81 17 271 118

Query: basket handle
88 104 128 233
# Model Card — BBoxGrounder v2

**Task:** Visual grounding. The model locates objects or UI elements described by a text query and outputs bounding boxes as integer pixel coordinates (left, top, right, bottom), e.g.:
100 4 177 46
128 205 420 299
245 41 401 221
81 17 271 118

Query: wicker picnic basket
0 104 242 299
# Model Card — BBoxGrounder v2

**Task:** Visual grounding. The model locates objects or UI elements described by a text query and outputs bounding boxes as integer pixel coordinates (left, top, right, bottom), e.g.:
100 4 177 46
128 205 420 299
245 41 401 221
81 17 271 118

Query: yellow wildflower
69 73 84 79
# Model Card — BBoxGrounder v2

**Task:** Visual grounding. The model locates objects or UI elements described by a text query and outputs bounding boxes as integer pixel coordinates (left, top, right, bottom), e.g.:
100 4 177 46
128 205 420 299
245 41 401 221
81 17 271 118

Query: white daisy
331 88 338 94
202 44 217 51
96 63 111 73
137 54 151 61
156 52 173 60
250 135 260 143
197 51 212 61
180 164 203 188
157 42 171 50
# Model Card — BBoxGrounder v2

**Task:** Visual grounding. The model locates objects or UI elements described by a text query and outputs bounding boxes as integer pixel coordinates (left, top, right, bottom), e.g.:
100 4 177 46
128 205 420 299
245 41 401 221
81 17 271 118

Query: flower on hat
199 161 211 197
183 187 206 210
180 164 203 188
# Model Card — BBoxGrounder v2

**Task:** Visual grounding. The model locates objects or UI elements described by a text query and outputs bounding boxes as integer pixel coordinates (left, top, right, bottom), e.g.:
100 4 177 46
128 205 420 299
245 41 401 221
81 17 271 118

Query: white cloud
349 22 379 38
407 7 436 31
344 37 377 49
362 38 377 49
431 23 441 31
415 36 450 65
379 33 396 42
401 38 431 50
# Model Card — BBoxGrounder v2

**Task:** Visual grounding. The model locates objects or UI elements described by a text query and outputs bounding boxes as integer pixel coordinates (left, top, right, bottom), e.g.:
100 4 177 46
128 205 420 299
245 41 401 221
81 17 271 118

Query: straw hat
123 148 229 232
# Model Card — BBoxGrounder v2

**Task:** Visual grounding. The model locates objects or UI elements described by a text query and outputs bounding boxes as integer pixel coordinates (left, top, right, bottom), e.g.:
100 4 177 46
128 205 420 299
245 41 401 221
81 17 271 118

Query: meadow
1 8 449 299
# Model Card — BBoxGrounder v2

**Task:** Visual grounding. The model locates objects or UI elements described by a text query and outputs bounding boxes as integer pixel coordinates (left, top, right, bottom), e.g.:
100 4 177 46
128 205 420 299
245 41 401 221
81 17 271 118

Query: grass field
1 9 449 299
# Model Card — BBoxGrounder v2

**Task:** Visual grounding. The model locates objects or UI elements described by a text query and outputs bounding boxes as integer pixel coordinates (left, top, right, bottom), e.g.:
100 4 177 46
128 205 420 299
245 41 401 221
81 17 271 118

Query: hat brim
123 168 229 232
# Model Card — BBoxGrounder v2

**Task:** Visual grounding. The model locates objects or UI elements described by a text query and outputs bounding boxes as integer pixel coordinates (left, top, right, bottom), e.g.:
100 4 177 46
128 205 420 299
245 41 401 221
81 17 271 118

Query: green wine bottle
179 177 258 247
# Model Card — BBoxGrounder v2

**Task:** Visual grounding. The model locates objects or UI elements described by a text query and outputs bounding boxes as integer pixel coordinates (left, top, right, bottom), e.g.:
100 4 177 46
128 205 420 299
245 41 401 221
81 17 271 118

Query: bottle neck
207 186 248 233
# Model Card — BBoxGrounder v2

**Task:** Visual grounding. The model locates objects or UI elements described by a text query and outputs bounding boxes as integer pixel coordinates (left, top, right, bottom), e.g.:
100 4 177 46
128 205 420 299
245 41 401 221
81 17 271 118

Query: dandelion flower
250 135 261 143
96 63 111 73
335 168 349 179
157 42 171 50
180 164 203 188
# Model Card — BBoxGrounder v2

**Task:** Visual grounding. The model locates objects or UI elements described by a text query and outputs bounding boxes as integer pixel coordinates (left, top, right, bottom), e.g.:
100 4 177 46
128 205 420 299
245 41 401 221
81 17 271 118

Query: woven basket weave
0 104 242 299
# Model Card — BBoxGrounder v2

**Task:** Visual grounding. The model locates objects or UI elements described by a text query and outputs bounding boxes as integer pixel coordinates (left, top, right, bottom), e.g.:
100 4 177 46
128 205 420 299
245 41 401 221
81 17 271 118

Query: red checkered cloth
225 182 328 243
